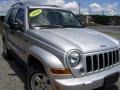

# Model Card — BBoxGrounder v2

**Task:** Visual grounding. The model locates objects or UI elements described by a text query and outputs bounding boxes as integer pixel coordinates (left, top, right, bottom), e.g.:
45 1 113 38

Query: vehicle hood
29 28 119 53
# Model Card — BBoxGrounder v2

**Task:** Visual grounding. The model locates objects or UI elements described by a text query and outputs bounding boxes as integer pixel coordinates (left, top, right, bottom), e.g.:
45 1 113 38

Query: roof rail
39 5 59 7
11 3 24 7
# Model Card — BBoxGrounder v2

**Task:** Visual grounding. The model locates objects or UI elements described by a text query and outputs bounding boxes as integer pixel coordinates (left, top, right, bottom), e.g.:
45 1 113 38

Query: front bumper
54 64 120 90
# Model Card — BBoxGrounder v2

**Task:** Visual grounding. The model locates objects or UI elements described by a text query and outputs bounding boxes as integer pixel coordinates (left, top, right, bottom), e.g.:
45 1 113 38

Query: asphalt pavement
88 26 120 40
0 26 120 90
0 37 27 90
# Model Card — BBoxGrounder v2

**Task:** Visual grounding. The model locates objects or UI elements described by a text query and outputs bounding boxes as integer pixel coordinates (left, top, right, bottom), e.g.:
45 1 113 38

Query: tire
3 41 12 60
27 65 52 90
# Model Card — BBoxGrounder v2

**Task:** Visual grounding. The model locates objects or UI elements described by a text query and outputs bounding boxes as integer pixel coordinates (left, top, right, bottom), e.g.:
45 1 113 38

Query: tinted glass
15 8 24 24
7 8 17 25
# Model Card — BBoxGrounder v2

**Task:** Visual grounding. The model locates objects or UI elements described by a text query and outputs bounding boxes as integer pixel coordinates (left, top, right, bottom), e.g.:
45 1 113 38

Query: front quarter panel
28 45 65 68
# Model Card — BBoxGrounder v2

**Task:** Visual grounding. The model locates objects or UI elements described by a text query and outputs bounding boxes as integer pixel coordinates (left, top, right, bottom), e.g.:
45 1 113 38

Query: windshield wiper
32 24 82 29
34 25 63 28
62 25 82 28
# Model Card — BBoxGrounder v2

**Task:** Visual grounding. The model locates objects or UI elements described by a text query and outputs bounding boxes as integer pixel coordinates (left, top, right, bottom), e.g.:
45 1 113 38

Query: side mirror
11 19 24 31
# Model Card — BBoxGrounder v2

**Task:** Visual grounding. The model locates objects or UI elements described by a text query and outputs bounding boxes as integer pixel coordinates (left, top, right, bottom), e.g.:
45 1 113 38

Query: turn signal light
49 68 71 75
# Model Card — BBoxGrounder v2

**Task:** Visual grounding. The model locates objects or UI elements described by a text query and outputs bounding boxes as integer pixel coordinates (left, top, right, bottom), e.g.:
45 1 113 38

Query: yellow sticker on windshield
29 9 42 17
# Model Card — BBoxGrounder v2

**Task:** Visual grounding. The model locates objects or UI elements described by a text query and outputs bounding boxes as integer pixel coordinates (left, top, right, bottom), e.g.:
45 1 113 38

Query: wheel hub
31 73 52 90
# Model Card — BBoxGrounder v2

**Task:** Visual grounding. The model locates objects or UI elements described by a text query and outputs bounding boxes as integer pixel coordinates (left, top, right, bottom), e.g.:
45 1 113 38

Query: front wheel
27 66 52 90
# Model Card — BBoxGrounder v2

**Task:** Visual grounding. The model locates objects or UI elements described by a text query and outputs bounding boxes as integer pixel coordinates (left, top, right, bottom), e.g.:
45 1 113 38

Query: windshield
29 8 82 29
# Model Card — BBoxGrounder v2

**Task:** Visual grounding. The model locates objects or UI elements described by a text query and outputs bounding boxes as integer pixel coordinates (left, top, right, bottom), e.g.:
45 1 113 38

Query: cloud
0 0 16 13
89 3 103 12
88 2 119 15
80 8 89 15
63 1 79 9
103 2 119 15
63 1 79 14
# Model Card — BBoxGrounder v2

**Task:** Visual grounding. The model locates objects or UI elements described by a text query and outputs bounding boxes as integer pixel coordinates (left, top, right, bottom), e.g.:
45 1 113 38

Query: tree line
91 15 120 25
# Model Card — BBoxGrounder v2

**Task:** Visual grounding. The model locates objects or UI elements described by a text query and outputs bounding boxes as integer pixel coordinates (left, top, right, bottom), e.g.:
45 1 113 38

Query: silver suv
2 3 120 90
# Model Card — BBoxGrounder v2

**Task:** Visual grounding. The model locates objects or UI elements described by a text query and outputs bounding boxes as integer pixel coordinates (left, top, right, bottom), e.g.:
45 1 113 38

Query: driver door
7 8 28 62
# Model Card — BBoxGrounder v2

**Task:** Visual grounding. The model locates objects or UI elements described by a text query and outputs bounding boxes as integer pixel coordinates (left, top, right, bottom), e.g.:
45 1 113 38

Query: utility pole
102 10 105 16
79 0 80 15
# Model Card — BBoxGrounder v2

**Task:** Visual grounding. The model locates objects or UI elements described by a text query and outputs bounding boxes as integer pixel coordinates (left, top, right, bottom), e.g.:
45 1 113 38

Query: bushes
91 15 120 25
77 14 120 25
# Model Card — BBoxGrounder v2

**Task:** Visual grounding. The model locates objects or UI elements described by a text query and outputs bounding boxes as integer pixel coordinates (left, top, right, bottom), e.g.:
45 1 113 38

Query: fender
28 45 65 68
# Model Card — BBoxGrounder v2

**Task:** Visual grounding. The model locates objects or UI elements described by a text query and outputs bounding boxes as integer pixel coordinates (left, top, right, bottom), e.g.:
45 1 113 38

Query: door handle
24 39 28 42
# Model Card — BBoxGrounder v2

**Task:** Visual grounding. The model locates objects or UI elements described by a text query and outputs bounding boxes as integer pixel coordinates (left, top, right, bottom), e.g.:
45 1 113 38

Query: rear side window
15 8 25 25
7 8 17 25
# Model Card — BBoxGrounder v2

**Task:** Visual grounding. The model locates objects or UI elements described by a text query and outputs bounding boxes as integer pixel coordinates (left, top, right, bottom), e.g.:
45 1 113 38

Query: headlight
68 51 81 67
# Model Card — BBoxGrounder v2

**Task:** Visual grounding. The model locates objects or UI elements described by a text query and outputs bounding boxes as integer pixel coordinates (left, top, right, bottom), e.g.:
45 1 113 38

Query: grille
86 49 119 73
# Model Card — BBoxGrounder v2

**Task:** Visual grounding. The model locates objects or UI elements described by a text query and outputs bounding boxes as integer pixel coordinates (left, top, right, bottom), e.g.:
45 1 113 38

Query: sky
0 0 120 16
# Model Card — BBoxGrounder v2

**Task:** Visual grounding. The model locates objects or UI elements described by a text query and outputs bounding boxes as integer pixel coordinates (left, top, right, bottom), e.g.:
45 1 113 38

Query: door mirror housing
10 19 24 31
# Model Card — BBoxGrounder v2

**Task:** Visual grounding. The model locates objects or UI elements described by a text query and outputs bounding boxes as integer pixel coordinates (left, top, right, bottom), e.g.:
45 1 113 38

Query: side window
15 8 25 25
7 8 17 25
